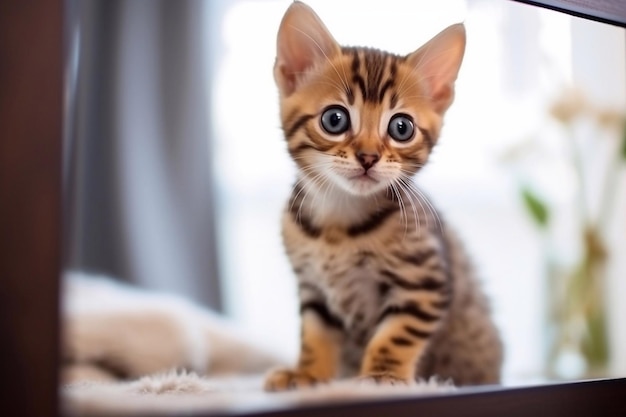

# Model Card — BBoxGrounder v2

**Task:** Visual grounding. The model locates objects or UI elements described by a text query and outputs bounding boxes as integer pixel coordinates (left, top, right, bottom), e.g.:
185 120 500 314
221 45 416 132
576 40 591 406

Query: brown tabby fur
265 2 503 391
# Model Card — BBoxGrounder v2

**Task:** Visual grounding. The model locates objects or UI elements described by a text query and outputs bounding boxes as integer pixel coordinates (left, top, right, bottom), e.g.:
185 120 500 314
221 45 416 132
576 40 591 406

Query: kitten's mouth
331 169 387 196
351 172 378 183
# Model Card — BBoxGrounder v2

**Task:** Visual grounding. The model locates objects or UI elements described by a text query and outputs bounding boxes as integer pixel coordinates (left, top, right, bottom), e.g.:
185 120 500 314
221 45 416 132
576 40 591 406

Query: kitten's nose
356 151 380 170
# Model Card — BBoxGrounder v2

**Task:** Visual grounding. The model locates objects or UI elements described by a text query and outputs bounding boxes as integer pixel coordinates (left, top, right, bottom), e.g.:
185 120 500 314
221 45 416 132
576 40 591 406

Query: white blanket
61 273 455 415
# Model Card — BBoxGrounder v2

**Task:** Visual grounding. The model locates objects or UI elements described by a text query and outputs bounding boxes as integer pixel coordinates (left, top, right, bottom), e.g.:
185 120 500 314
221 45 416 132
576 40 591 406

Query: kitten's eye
388 114 415 142
320 106 350 135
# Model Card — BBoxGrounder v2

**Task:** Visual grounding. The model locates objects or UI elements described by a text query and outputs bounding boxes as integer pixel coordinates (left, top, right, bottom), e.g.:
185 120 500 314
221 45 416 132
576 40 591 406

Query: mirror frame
0 0 623 416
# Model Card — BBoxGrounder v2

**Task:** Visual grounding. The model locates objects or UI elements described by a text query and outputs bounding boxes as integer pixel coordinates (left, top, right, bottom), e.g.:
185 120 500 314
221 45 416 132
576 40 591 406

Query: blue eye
320 106 350 134
388 114 415 142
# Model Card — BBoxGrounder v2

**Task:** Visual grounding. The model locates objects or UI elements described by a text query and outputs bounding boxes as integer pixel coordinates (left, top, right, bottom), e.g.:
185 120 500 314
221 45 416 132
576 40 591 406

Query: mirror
61 0 626 414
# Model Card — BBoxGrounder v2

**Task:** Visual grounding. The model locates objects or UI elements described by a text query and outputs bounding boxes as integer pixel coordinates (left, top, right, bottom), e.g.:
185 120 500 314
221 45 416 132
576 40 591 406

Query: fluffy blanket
63 372 455 415
61 273 455 415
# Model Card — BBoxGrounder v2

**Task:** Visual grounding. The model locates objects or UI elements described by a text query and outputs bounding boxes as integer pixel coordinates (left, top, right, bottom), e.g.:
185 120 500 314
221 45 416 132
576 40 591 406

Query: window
208 0 626 382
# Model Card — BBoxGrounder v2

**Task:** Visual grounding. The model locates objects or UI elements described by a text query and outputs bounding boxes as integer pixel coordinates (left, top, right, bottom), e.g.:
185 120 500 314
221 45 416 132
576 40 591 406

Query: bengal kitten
265 2 503 391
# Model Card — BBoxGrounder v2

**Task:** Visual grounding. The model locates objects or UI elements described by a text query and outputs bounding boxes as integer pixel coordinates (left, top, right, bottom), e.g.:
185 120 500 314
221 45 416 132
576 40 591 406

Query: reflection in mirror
61 0 626 414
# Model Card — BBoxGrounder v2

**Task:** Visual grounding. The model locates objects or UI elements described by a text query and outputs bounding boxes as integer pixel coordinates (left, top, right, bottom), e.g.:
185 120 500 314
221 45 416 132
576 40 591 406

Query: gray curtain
64 0 221 310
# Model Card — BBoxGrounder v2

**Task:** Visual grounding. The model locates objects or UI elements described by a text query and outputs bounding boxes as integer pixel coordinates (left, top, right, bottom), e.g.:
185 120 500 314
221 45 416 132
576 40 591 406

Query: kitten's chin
337 174 388 197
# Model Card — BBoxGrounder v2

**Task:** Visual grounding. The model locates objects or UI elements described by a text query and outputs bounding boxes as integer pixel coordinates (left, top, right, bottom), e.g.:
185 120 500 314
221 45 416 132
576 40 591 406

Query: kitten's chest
291 235 391 331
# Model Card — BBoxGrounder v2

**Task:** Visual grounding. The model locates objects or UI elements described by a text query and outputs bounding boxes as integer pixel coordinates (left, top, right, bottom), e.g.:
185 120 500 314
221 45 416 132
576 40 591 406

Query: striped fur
265 2 502 391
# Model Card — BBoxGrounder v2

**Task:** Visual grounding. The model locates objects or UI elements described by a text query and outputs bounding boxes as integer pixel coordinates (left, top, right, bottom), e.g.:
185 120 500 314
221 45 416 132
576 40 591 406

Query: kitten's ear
407 23 466 114
274 1 341 96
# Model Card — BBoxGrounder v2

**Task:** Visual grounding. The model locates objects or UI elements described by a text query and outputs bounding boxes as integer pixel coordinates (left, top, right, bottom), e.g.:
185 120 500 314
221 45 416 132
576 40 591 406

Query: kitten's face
280 49 439 197
275 2 465 197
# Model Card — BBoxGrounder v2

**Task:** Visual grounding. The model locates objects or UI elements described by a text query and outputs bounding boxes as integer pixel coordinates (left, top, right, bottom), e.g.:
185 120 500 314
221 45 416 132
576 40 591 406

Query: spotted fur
265 2 502 391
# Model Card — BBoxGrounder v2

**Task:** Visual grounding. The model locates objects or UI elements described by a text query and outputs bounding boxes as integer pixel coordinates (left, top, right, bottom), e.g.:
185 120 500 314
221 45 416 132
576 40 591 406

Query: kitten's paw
358 373 411 386
264 368 321 392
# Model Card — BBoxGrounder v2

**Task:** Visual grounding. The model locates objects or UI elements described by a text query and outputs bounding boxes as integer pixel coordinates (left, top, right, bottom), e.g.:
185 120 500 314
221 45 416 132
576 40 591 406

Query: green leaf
521 186 549 227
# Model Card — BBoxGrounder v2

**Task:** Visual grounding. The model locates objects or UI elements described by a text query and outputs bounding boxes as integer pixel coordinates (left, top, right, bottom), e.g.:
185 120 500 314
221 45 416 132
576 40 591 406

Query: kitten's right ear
275 1 340 96
407 23 466 115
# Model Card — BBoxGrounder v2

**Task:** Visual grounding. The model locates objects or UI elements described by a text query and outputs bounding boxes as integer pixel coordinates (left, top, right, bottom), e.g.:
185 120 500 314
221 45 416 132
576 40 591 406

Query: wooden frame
209 378 626 417
0 1 62 416
513 0 626 27
0 0 623 416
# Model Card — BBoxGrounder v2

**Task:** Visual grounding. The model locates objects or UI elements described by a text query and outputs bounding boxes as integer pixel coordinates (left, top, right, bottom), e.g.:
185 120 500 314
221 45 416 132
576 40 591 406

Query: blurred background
64 0 626 384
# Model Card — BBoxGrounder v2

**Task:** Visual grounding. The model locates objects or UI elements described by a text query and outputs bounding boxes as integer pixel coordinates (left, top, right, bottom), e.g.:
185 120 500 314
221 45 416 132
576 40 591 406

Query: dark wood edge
0 1 62 416
511 0 626 27
200 378 626 417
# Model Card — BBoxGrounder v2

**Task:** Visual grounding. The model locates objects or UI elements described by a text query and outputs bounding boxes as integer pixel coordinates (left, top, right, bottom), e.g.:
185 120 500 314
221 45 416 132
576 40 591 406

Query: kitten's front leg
264 303 344 391
359 301 442 384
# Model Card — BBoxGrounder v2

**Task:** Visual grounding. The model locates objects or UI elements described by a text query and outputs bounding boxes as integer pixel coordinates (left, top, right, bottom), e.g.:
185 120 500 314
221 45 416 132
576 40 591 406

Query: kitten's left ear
407 23 466 114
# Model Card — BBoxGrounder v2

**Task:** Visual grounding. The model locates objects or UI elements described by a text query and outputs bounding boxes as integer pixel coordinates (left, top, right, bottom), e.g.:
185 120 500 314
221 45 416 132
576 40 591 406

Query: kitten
265 2 502 391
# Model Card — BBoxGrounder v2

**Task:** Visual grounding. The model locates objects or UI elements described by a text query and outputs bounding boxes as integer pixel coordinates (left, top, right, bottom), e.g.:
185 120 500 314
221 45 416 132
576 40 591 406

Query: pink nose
356 151 380 170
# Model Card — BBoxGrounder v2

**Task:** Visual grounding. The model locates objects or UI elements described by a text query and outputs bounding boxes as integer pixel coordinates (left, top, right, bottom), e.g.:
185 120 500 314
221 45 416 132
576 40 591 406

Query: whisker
398 177 427 233
402 178 444 234
395 178 420 237
290 152 339 161
398 165 425 174
289 182 307 220
389 181 408 237
297 171 328 222
291 170 323 209
319 172 334 215
414 187 444 234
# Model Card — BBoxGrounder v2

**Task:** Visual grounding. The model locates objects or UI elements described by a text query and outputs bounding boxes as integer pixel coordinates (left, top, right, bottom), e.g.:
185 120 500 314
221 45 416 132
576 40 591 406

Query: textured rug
63 371 455 415
61 273 456 415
